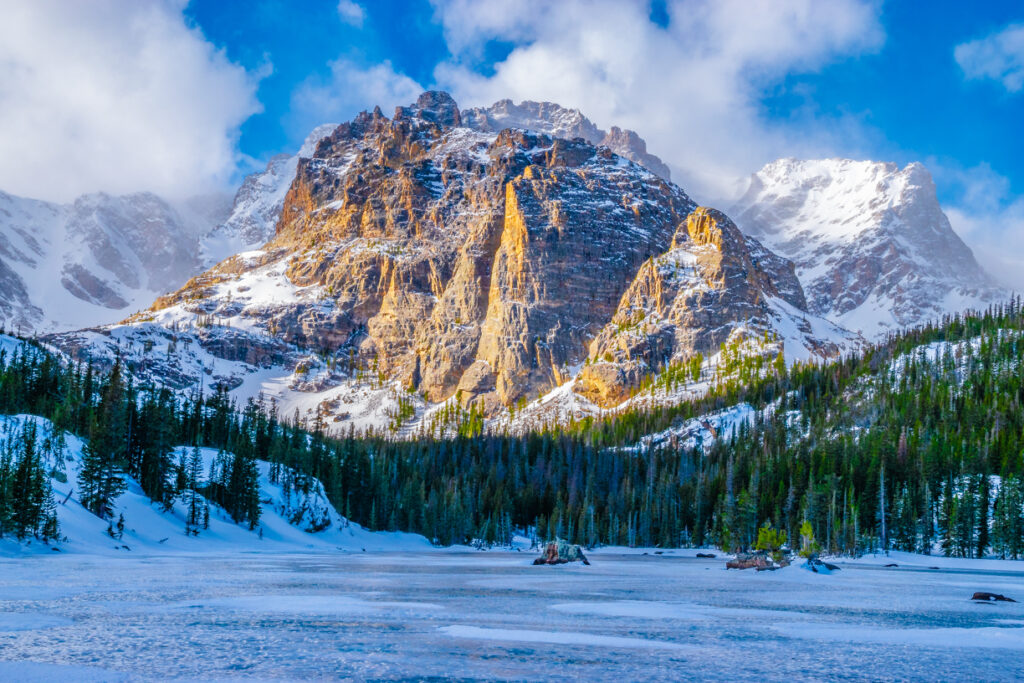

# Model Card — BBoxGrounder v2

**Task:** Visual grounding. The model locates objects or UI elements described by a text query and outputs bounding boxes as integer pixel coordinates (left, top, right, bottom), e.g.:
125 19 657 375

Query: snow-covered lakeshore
2 550 1023 681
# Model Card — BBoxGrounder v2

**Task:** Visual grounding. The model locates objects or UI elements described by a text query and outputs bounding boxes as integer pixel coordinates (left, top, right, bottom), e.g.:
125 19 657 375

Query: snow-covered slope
730 158 1008 338
0 190 228 334
200 124 338 265
0 413 430 557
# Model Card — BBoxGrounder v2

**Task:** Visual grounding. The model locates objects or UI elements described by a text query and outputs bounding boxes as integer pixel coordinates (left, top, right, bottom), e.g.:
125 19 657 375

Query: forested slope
2 299 1023 557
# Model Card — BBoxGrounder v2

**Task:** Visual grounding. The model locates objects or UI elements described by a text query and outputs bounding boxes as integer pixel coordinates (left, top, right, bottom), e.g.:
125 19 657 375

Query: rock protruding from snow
462 99 672 180
533 540 591 565
730 158 1008 339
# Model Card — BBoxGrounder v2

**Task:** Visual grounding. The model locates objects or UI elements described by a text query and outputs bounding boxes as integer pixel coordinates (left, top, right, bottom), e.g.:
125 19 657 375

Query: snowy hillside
0 413 429 556
731 158 1008 338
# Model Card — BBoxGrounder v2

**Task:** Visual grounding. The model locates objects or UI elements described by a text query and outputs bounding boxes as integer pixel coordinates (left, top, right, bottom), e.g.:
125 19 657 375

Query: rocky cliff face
142 92 694 412
730 158 1008 338
575 208 847 406
0 190 223 333
462 99 672 180
49 92 859 431
197 98 673 271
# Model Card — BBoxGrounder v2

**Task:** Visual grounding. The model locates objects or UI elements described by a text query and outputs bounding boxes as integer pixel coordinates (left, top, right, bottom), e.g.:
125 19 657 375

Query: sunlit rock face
50 92 857 420
158 91 694 410
576 208 822 407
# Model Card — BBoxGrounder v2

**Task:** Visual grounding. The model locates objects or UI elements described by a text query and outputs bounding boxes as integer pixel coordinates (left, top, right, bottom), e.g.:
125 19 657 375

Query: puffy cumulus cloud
955 24 1024 93
337 0 365 27
0 0 261 202
289 59 424 139
430 0 884 201
939 163 1024 290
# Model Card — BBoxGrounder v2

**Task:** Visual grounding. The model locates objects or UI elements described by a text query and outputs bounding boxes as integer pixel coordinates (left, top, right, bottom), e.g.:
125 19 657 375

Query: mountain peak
396 90 462 127
461 98 671 180
731 157 1006 337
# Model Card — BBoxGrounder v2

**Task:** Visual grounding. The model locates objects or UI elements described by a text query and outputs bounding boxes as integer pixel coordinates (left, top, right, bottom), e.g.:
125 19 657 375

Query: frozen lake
2 550 1023 681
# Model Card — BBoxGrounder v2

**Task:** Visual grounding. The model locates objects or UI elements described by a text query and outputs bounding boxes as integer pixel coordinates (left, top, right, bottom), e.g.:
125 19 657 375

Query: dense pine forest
1 299 1024 559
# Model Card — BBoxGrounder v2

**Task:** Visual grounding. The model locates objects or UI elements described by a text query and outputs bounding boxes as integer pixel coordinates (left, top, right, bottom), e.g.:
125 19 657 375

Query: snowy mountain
730 158 1008 338
200 123 338 266
462 99 672 180
47 92 861 436
0 190 228 334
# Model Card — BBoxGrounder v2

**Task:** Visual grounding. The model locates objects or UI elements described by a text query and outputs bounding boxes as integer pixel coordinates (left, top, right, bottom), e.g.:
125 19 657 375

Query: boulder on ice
533 540 590 566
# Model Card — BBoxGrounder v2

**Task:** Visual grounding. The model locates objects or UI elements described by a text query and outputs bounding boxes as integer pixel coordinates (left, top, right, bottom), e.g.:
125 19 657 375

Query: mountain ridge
0 189 229 334
730 157 1008 338
46 91 860 436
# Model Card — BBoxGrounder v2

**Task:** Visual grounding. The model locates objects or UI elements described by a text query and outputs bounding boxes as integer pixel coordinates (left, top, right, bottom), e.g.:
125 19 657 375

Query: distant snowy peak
0 190 216 334
730 158 1008 338
200 123 338 266
462 99 602 142
461 99 672 180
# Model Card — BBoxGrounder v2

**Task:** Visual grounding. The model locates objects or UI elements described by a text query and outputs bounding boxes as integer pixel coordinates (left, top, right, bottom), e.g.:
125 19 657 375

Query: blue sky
180 0 1024 203
1 1 1022 281
177 0 1024 284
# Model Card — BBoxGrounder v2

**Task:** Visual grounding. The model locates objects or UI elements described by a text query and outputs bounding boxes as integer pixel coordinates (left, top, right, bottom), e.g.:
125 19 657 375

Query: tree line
0 298 1023 557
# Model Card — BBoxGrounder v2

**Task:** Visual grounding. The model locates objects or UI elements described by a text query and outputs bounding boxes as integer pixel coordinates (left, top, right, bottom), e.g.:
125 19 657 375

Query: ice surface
1 552 1022 680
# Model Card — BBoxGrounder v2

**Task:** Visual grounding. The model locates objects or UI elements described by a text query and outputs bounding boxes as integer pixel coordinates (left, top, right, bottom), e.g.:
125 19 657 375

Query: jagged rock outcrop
731 158 1008 338
462 99 672 180
575 208 825 406
49 92 860 427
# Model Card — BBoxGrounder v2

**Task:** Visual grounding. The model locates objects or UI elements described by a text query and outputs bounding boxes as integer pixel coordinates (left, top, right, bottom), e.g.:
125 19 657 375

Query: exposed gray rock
463 98 672 180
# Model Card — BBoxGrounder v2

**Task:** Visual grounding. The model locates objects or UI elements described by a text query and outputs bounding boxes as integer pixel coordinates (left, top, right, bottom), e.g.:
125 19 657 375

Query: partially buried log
726 552 772 570
532 541 590 566
696 553 716 559
971 592 1017 602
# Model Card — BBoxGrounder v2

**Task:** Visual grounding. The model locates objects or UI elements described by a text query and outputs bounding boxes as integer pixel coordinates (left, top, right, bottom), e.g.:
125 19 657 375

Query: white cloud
955 24 1024 92
337 0 365 27
0 0 261 202
429 0 885 201
940 163 1024 290
289 59 424 138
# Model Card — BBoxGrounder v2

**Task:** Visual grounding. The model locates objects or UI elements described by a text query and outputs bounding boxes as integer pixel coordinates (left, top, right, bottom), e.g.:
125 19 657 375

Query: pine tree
993 477 1024 559
184 446 205 536
226 450 261 529
78 362 128 518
